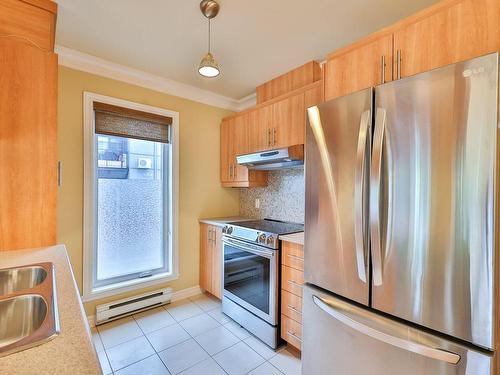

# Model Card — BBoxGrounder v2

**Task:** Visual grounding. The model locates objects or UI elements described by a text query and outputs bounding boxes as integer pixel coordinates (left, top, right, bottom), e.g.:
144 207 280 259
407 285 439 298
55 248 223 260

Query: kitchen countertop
279 232 304 245
0 245 101 375
198 216 252 227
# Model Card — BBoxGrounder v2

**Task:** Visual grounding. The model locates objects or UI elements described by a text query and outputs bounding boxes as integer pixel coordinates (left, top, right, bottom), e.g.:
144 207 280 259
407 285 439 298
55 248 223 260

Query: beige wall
57 66 239 314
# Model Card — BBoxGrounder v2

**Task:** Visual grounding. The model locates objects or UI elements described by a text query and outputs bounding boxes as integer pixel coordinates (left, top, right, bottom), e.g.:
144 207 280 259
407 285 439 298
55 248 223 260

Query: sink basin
0 295 47 347
0 263 59 357
0 266 47 296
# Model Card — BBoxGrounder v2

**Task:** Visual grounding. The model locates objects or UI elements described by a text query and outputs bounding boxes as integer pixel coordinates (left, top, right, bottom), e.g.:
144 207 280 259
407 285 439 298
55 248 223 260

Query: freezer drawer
302 285 493 375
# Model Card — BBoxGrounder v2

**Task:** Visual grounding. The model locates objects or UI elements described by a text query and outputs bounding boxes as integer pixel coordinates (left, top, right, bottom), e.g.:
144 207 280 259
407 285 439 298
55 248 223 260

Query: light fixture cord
208 18 211 53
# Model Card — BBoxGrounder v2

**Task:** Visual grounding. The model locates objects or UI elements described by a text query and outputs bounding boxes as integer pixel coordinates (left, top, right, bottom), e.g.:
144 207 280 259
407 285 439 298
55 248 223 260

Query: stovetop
227 219 304 235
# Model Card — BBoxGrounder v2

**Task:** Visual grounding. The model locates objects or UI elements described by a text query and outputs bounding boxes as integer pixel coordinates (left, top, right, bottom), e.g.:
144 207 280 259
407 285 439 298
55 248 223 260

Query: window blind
93 102 172 143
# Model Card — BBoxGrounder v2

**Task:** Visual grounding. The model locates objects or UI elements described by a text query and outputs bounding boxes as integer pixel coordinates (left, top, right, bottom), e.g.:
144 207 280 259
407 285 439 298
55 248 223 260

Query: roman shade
93 102 172 143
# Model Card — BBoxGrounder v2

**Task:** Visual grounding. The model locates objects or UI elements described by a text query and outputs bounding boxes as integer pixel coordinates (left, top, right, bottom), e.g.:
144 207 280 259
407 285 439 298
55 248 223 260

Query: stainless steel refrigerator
303 53 499 374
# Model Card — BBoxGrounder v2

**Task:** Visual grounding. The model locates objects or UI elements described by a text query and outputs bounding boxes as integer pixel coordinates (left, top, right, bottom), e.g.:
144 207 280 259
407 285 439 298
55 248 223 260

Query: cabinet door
248 106 272 152
0 39 57 251
325 35 393 100
304 84 324 109
211 226 223 299
199 224 212 293
272 93 305 149
393 0 500 78
232 114 249 182
220 118 233 183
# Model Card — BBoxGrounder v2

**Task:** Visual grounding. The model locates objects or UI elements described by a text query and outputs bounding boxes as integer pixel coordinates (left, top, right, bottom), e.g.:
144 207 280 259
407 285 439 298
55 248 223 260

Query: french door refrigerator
303 53 499 375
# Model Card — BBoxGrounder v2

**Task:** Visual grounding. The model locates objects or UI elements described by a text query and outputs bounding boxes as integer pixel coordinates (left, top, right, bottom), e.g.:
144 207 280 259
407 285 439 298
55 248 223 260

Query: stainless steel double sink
0 263 60 357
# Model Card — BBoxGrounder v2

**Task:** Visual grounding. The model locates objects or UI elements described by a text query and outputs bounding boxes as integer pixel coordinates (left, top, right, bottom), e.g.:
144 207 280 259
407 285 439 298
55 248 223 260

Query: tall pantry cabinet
0 0 58 251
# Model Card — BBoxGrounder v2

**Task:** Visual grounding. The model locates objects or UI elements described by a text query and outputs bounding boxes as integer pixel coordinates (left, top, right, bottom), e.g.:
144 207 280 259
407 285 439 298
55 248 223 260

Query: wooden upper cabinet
232 114 249 183
0 0 57 51
393 0 500 78
220 115 267 187
325 34 393 100
256 61 322 104
248 106 273 152
220 118 233 183
271 93 305 148
304 82 324 109
0 38 58 251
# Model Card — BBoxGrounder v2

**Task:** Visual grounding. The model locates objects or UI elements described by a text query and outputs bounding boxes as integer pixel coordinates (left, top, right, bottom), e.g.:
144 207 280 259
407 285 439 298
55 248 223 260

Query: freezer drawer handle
312 295 461 365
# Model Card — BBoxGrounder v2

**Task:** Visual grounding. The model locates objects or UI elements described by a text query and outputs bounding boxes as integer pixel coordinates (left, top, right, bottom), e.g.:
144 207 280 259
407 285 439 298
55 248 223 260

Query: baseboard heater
95 288 172 325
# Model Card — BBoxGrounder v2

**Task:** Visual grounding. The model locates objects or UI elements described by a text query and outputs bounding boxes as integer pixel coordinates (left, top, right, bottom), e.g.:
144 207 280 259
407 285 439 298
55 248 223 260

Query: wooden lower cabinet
199 223 222 299
280 240 304 351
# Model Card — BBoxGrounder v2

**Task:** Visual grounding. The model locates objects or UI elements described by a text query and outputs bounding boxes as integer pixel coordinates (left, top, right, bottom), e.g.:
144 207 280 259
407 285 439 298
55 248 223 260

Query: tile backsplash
239 168 304 223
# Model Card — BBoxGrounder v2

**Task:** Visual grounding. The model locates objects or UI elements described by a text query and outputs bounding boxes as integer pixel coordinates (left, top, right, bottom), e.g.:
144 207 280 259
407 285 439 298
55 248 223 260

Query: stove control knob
258 233 266 243
222 226 228 234
227 226 233 235
266 236 275 246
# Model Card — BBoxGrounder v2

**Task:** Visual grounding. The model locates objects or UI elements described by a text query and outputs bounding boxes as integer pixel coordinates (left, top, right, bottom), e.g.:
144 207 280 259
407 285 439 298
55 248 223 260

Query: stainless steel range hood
236 145 304 170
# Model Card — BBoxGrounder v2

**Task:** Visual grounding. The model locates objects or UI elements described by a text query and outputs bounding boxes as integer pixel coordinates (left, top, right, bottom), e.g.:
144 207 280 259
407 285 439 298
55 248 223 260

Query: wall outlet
255 198 260 209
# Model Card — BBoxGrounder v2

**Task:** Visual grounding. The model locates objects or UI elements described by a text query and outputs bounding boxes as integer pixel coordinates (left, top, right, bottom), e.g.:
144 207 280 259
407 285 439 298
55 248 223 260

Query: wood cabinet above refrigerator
324 0 500 101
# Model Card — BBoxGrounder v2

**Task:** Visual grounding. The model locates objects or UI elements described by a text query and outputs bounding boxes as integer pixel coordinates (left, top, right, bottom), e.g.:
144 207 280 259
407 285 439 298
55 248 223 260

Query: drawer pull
287 304 301 314
286 330 302 342
286 254 303 261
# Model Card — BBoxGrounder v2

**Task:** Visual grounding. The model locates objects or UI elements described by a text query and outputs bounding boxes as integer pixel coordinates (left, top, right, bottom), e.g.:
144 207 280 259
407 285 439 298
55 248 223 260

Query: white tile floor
91 293 301 375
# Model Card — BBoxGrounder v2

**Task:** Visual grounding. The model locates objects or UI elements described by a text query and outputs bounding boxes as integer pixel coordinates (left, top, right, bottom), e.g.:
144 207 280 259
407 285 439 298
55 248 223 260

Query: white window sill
82 272 179 302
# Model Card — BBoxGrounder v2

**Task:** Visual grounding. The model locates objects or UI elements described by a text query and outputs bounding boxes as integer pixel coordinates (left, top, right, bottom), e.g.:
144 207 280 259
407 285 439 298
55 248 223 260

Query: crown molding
55 45 255 111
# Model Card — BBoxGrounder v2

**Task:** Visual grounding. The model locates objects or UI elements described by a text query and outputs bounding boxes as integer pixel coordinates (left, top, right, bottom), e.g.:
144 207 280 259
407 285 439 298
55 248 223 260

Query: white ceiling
55 0 438 100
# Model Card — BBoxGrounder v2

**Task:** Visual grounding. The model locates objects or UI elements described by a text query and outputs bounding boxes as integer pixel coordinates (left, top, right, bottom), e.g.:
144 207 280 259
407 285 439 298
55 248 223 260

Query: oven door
222 236 278 325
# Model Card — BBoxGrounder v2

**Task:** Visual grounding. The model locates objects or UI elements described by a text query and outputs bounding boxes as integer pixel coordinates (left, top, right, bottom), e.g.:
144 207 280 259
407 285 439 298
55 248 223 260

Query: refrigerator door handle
354 110 371 283
370 108 386 286
312 295 461 365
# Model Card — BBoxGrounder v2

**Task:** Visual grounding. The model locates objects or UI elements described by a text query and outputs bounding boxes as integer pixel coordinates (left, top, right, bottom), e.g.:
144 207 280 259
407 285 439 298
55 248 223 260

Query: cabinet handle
268 128 271 147
57 161 62 187
233 164 237 180
396 50 402 80
273 128 277 146
381 55 386 84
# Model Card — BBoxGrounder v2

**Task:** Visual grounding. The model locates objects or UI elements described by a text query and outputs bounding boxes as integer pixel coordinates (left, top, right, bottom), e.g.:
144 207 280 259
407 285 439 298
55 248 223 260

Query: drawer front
281 289 302 323
281 314 302 350
282 242 304 271
282 265 304 297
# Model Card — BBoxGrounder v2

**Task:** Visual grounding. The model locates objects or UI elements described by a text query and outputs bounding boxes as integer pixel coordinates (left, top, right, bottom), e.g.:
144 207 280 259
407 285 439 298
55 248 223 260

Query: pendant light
199 0 220 78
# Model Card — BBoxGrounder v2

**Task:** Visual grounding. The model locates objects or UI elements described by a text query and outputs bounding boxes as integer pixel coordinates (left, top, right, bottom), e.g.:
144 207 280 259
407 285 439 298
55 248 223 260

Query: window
83 93 179 301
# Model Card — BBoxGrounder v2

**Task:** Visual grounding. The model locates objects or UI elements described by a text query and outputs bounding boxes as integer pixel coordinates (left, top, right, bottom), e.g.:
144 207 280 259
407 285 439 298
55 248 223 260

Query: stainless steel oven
222 236 278 326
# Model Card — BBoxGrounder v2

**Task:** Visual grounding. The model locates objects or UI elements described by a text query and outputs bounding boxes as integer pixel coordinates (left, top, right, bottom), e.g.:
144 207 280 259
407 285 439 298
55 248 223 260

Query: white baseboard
86 285 202 327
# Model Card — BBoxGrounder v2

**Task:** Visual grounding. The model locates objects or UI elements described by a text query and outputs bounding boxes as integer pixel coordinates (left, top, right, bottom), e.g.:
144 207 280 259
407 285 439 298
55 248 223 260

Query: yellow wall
57 66 239 314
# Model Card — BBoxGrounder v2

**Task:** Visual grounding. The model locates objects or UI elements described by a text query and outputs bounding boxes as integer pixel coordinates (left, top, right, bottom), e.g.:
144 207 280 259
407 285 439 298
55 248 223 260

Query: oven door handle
223 237 275 258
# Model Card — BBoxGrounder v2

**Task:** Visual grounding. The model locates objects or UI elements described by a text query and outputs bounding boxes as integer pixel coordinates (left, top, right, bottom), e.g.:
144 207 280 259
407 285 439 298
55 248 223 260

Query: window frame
82 92 179 302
